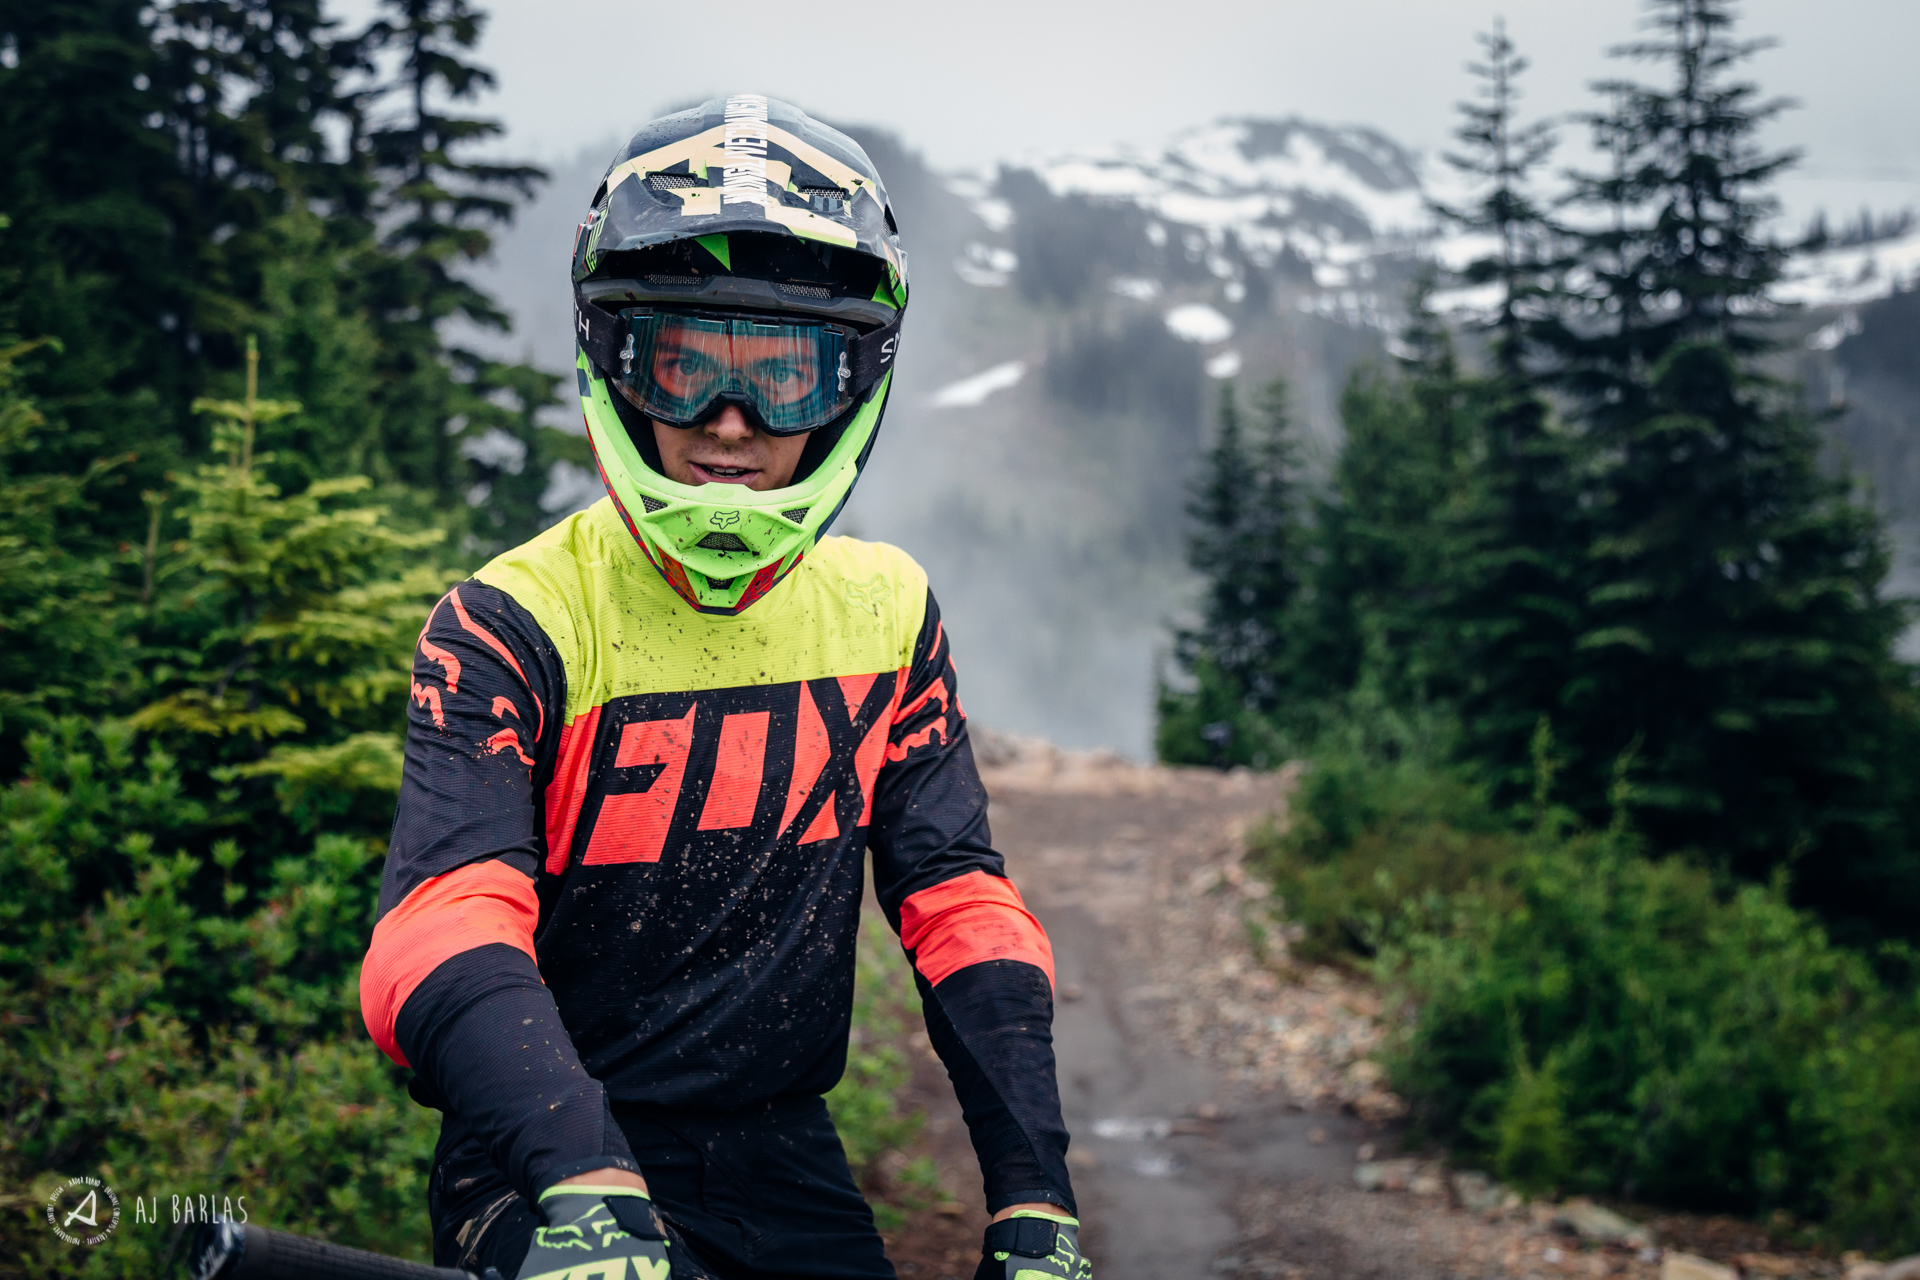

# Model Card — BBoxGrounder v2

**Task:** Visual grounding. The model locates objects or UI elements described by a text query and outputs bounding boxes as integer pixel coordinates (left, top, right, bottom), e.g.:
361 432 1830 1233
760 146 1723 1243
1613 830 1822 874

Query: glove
515 1185 671 1280
975 1210 1091 1280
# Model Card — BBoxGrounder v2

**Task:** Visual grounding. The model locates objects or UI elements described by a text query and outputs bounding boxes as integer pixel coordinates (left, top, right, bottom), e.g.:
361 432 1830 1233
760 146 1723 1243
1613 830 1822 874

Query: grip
189 1221 476 1280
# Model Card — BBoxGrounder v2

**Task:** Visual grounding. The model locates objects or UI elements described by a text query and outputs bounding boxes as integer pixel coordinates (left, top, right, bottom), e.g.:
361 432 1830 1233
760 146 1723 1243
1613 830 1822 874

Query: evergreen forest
1161 2 1920 1247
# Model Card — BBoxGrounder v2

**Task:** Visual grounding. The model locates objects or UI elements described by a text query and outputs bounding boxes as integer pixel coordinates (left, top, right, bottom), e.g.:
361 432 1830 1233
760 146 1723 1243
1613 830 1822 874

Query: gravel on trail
876 734 1873 1280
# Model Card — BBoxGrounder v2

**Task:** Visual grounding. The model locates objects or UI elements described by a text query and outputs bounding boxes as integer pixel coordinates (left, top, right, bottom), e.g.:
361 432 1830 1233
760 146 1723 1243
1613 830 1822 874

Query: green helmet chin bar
577 349 892 615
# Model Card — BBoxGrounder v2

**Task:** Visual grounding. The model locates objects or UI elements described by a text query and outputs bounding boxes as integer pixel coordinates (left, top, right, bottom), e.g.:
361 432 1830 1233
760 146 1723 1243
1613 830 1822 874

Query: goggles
616 310 858 436
575 288 903 437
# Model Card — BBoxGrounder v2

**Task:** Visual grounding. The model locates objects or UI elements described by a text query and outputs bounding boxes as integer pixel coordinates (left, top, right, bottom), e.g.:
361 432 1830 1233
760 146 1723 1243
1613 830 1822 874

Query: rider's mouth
691 461 757 483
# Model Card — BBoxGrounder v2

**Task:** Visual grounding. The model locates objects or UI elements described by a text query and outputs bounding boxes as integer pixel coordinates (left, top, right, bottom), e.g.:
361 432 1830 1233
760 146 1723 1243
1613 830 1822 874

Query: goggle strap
844 309 903 396
574 289 628 378
572 290 902 402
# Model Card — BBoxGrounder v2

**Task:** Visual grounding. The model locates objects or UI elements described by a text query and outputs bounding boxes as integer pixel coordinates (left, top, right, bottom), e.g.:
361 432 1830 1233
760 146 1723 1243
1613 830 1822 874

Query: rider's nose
702 404 755 442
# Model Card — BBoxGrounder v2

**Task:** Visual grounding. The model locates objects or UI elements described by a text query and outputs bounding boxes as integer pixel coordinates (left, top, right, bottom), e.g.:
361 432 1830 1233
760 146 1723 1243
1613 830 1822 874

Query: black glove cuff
604 1196 666 1241
986 1189 1074 1215
984 1216 1060 1258
532 1154 643 1196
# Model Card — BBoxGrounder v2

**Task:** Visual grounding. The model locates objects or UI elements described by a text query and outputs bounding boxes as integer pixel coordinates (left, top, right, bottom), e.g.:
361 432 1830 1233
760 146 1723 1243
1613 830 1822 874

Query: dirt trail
886 741 1407 1280
882 739 1855 1280
980 744 1388 1280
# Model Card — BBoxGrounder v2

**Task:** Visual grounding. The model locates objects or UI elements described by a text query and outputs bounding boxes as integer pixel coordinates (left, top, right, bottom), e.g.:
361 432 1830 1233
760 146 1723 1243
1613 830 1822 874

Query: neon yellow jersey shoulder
472 499 930 723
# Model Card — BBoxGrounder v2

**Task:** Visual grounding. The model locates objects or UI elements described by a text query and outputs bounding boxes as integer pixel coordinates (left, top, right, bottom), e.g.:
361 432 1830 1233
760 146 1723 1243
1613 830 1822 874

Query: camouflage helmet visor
618 309 856 436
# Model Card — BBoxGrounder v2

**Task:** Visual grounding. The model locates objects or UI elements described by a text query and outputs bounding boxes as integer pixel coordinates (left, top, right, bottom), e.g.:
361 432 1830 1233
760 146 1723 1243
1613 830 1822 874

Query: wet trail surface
986 770 1368 1277
876 748 1442 1280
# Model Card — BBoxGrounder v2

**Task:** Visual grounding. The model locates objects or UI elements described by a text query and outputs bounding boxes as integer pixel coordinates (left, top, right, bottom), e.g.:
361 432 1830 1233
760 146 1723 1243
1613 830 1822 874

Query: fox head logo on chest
845 575 891 617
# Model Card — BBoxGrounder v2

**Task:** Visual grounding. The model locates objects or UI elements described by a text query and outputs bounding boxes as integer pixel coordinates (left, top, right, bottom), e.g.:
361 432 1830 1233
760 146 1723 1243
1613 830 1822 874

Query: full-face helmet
572 94 908 615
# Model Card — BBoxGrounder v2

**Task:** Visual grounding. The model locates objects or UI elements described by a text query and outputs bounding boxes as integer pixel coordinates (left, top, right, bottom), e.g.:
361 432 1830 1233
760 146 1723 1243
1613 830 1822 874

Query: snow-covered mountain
1026 118 1429 257
939 114 1920 332
942 117 1436 340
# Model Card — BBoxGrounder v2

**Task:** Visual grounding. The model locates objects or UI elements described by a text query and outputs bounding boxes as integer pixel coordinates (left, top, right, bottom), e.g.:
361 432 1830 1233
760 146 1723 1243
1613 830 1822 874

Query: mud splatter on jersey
361 499 1073 1213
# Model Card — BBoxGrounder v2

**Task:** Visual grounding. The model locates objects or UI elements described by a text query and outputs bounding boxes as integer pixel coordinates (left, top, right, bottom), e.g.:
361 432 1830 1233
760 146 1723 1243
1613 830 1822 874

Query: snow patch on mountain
1205 350 1244 379
1777 234 1920 308
930 361 1026 409
1165 304 1234 343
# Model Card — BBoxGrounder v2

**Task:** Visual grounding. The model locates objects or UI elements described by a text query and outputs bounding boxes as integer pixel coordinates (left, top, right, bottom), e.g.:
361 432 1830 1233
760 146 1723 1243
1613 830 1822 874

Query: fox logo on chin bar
710 510 741 528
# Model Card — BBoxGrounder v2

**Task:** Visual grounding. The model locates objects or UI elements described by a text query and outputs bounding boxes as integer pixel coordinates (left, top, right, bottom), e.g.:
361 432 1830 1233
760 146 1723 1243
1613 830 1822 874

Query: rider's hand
974 1209 1092 1280
515 1184 671 1280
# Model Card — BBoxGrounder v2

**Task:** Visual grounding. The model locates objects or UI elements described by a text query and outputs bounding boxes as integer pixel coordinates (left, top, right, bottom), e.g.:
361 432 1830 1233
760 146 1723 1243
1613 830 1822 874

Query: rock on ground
1664 1254 1740 1280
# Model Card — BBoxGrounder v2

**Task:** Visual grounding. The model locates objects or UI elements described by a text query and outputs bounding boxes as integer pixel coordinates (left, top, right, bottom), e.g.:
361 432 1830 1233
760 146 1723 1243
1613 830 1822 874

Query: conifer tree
0 0 201 505
356 0 548 510
1159 379 1303 765
1432 20 1560 382
1188 381 1303 704
0 337 450 1273
1547 0 1915 931
0 1 555 541
134 336 447 858
0 332 135 756
1430 24 1588 798
462 360 592 557
1297 291 1471 715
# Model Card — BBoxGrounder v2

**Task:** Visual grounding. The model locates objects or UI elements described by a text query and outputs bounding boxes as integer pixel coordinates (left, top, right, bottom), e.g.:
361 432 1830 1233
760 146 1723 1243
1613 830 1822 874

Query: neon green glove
515 1185 670 1280
975 1210 1091 1280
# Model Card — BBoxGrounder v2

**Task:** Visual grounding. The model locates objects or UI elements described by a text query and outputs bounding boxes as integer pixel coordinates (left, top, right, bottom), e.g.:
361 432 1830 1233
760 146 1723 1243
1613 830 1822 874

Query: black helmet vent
646 172 704 191
640 495 667 513
776 283 832 300
695 532 750 553
780 507 810 524
646 274 706 287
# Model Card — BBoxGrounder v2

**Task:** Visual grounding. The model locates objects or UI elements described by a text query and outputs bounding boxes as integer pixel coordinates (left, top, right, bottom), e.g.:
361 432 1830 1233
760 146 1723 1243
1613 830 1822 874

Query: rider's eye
659 351 711 381
756 359 809 392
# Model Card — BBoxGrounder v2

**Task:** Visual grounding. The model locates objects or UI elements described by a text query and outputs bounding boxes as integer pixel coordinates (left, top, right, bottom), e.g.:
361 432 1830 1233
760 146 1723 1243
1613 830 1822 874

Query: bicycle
189 1220 488 1280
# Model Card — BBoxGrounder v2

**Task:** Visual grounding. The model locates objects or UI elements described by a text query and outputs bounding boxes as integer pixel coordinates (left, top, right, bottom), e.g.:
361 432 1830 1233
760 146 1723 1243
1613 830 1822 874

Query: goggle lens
620 311 852 435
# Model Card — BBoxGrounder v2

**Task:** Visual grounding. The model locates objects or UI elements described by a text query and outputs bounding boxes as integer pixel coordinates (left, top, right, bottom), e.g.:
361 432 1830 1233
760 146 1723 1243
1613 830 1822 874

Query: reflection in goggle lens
620 312 853 435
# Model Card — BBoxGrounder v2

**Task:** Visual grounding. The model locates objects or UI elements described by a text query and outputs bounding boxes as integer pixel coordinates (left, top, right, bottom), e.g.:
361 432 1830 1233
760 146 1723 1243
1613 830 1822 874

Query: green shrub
0 721 439 1276
1488 1047 1575 1195
0 343 449 1276
1248 730 1517 961
1383 837 1920 1247
1242 707 1920 1250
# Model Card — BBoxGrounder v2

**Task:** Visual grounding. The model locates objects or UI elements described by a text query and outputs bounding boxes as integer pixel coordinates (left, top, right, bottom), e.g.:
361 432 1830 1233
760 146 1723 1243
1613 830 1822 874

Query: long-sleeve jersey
360 498 1074 1216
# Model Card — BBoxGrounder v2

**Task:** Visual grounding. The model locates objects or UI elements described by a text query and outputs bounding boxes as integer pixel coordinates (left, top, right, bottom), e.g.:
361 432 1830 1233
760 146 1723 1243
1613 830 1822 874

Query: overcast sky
336 0 1920 225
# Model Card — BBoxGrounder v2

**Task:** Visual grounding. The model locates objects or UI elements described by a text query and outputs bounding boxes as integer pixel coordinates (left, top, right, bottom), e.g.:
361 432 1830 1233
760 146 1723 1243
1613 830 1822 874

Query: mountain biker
359 96 1089 1280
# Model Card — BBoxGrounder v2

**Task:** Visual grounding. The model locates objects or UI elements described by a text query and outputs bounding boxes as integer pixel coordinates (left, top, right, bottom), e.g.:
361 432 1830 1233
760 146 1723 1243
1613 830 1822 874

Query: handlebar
189 1221 482 1280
